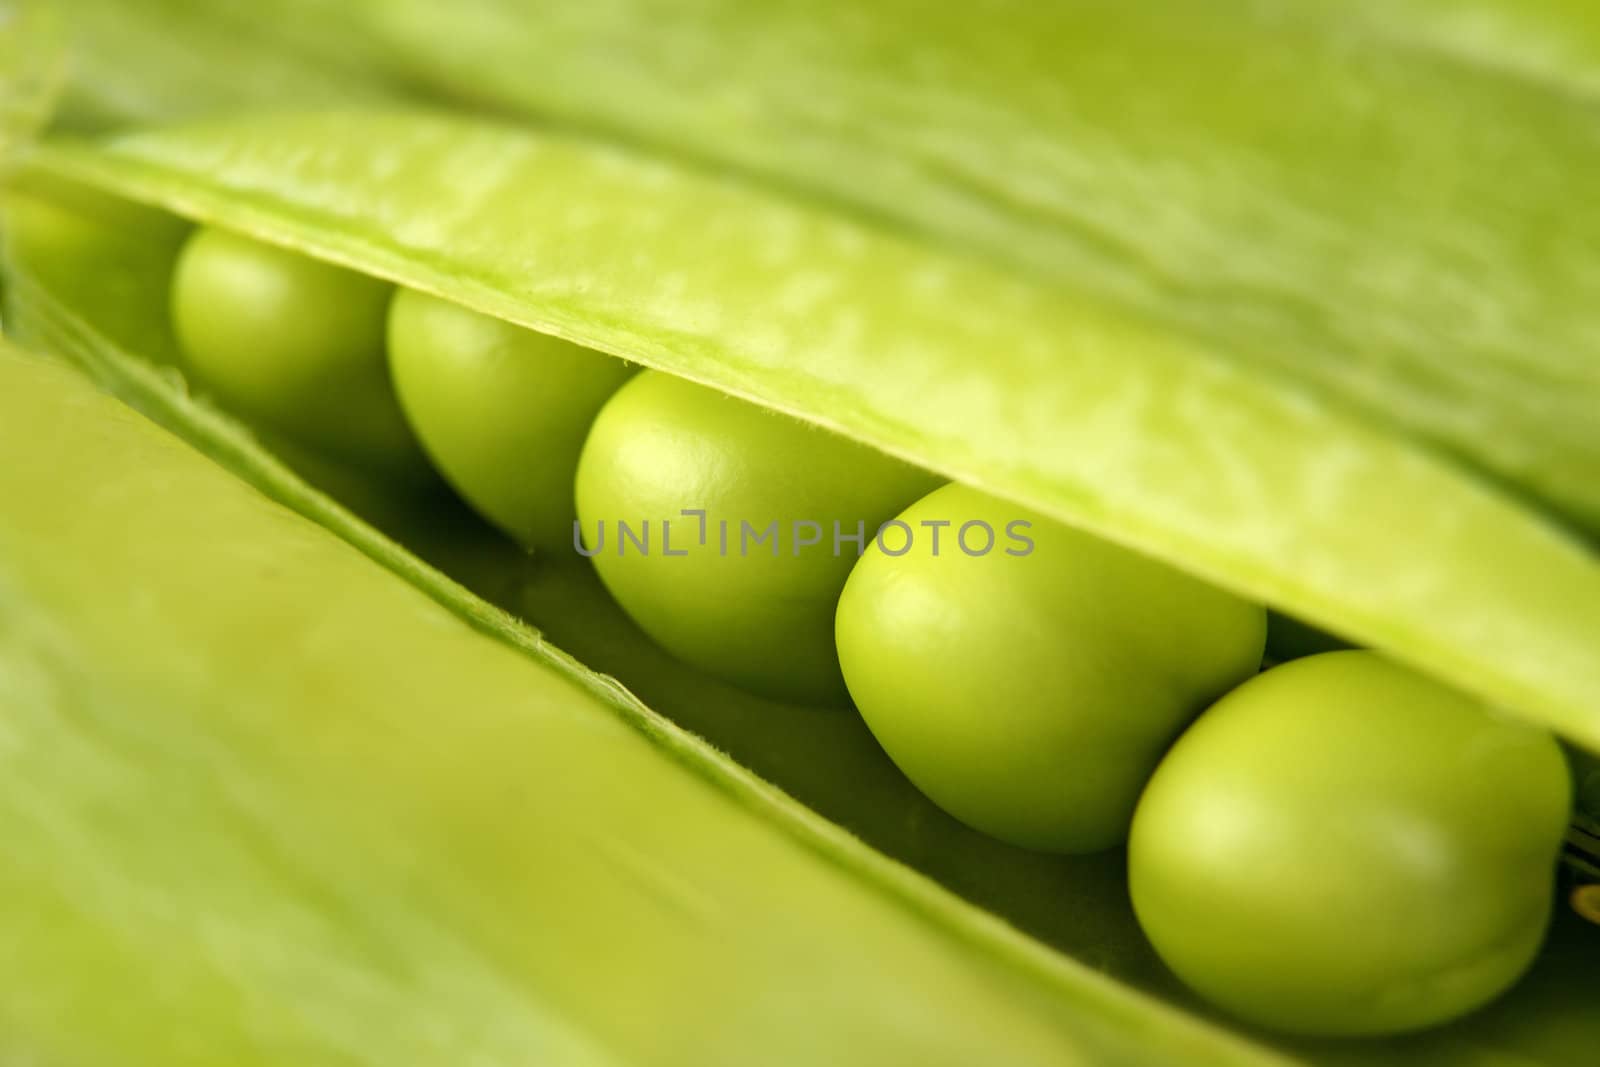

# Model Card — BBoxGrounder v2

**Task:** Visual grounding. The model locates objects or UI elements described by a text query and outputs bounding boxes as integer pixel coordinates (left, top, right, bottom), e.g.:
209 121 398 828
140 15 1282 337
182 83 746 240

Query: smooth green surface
837 483 1265 854
0 341 1294 1067
1 167 1176 1005
1 172 190 351
171 225 422 473
49 0 1600 540
27 116 1600 757
7 125 1600 1067
0 0 59 166
1130 651 1572 1037
576 370 938 706
0 177 447 523
389 286 635 550
352 0 1600 541
51 0 401 131
11 3 1600 1061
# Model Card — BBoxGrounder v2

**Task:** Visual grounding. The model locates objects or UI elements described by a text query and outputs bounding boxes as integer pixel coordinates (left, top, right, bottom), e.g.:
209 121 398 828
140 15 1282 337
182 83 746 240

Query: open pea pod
0 169 1165 989
17 111 1600 755
1 341 1293 1066
3 112 1599 1064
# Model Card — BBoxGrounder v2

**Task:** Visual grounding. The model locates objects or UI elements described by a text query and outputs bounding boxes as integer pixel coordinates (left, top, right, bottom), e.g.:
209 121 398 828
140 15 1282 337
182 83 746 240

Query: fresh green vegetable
172 224 421 473
836 482 1265 853
349 0 1600 545
575 369 938 706
27 114 1600 757
0 174 1169 990
52 0 403 131
1130 651 1572 1037
7 103 1600 1066
388 286 634 551
0 0 59 164
1 341 1281 1067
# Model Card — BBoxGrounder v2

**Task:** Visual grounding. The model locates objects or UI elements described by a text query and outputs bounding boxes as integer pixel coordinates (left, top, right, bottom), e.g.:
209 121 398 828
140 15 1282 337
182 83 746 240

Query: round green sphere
387 288 635 550
834 482 1265 853
170 226 418 470
1129 650 1571 1036
575 370 938 706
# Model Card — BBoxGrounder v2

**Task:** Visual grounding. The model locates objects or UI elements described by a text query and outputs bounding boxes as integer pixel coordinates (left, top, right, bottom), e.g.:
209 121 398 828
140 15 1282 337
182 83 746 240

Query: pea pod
48 0 403 131
9 4 1600 1062
344 0 1600 539
43 5 1600 727
1 341 1281 1067
3 123 1600 1062
18 112 1600 754
0 0 60 166
0 173 1164 985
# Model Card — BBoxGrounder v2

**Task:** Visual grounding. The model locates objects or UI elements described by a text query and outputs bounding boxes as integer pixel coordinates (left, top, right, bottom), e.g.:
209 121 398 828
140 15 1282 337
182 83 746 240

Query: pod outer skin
0 344 1238 1067
835 481 1267 853
1129 650 1573 1037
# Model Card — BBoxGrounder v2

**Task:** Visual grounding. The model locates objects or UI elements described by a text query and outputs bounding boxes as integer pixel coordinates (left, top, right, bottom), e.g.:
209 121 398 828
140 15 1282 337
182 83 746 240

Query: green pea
170 225 418 471
834 482 1266 853
387 288 634 550
574 370 938 706
1129 650 1571 1036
